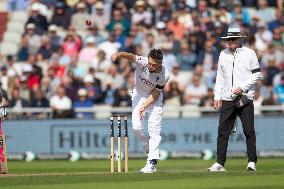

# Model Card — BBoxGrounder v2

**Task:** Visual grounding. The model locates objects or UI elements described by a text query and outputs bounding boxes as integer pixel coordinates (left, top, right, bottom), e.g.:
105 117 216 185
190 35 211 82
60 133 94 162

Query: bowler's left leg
147 106 163 161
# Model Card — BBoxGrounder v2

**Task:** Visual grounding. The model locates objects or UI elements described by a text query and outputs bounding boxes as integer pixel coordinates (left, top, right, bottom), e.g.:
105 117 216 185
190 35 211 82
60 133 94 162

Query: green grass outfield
1 158 284 189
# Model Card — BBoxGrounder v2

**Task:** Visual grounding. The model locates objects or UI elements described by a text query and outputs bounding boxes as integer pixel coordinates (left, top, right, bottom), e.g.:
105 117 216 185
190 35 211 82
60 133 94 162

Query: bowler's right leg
132 97 149 153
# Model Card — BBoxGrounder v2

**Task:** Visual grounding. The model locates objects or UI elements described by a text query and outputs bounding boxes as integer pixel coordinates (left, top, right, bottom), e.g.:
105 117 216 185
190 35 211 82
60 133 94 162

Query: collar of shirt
228 46 244 55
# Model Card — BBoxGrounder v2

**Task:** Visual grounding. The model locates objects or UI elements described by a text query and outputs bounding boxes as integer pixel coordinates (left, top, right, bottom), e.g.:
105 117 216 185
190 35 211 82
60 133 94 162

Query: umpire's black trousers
217 100 257 166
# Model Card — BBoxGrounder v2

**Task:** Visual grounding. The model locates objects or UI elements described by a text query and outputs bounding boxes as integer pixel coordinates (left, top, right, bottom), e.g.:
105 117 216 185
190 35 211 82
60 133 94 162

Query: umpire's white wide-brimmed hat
221 27 246 39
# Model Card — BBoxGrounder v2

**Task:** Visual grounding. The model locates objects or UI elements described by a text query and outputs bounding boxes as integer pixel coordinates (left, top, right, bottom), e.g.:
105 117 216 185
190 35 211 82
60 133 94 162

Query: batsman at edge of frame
0 90 8 174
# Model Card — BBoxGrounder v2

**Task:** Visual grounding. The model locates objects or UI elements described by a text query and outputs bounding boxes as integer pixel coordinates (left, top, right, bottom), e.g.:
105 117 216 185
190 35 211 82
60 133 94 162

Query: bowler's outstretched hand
111 53 119 63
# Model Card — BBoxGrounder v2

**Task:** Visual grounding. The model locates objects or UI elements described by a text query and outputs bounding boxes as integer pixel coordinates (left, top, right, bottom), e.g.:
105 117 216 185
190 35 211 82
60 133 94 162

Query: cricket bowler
111 49 170 173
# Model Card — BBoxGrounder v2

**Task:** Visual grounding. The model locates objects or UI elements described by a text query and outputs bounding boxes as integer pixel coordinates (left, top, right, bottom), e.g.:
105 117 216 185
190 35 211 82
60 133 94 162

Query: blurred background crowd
0 0 284 119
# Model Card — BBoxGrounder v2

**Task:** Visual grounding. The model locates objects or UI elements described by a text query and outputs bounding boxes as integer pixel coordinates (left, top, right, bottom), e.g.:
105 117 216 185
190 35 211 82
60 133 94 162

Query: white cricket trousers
132 94 163 160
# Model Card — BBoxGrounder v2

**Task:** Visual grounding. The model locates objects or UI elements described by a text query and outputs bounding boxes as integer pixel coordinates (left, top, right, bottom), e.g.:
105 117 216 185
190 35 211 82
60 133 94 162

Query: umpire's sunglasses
226 38 238 42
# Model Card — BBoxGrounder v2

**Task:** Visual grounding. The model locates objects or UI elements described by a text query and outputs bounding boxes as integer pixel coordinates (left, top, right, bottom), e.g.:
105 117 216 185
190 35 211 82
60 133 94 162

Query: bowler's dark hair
148 48 163 61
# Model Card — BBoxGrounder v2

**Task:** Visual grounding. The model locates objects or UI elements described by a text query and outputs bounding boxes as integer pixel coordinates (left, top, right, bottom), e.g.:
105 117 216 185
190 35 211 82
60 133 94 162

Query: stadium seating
0 41 18 55
3 32 22 44
6 21 25 34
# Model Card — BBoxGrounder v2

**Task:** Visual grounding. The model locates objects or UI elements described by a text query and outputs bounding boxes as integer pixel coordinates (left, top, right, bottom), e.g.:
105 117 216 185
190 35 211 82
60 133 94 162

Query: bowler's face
148 57 162 73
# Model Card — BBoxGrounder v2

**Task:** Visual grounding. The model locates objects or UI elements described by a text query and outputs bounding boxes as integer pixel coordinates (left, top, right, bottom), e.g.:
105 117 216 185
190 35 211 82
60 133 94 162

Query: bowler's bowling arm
111 52 136 63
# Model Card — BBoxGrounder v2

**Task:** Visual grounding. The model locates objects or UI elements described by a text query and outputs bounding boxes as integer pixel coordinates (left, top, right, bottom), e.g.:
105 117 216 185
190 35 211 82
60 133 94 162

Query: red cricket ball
86 19 92 26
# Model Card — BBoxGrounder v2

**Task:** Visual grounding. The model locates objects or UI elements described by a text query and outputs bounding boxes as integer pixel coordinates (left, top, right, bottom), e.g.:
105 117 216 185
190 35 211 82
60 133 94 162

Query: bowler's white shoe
247 162 256 171
208 162 226 172
140 161 157 173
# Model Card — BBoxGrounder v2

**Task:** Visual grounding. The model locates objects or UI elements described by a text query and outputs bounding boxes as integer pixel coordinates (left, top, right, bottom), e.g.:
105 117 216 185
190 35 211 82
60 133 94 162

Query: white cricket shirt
133 56 170 105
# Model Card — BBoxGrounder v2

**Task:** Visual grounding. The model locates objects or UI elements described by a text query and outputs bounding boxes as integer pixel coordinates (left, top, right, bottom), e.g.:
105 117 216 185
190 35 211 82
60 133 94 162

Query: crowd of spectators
1 0 284 118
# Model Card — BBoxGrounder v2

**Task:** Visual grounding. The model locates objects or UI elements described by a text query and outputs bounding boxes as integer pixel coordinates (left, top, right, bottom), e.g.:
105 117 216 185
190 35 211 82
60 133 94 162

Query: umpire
208 28 262 172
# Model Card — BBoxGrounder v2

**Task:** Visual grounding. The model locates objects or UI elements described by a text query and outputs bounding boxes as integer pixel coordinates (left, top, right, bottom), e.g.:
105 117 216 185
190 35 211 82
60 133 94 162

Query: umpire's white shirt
214 46 262 101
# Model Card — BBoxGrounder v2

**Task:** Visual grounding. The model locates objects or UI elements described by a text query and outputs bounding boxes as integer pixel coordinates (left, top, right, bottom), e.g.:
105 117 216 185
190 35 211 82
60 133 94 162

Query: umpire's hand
214 100 222 111
233 87 243 96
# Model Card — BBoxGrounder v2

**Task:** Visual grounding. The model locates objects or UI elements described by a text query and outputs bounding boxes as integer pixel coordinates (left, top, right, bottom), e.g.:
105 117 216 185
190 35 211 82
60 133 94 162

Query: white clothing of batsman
111 49 170 173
